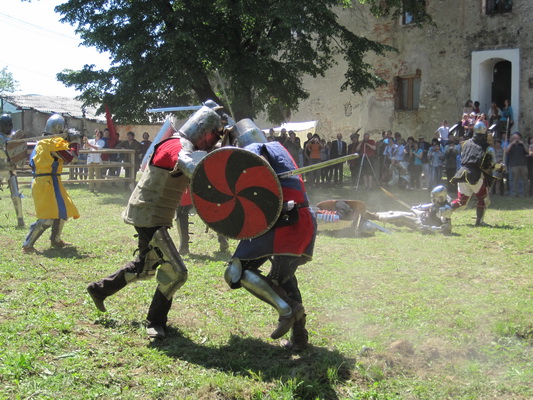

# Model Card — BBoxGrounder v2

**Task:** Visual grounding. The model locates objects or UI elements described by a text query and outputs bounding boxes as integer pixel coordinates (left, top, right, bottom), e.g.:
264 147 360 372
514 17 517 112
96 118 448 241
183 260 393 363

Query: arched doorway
471 49 519 130
492 60 512 110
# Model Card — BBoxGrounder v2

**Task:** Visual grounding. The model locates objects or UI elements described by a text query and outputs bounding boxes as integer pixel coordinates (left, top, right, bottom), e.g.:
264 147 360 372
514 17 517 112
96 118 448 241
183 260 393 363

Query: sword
146 106 202 113
379 186 412 210
277 154 359 179
8 133 66 143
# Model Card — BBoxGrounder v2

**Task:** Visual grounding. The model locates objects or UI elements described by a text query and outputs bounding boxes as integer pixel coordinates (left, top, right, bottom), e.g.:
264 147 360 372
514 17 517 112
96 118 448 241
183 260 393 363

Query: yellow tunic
30 138 80 220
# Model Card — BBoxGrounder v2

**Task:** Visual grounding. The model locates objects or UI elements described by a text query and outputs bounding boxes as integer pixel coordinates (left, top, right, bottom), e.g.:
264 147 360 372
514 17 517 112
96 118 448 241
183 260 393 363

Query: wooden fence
17 149 137 191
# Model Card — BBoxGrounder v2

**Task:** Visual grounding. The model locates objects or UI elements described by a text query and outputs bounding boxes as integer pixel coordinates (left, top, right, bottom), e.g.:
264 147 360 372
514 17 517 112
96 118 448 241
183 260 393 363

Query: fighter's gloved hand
176 146 208 178
437 204 453 219
69 142 80 156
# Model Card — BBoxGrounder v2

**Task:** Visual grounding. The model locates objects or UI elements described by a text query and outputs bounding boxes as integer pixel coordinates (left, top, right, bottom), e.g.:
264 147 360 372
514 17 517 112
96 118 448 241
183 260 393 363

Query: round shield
191 147 283 240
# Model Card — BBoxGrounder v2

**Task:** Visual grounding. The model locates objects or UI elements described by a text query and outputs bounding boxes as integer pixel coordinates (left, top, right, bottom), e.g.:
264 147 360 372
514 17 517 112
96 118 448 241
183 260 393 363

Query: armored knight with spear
0 114 25 227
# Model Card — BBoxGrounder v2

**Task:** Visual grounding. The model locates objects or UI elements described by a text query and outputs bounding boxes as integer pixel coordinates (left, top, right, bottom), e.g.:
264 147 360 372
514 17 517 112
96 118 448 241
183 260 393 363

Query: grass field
0 179 532 399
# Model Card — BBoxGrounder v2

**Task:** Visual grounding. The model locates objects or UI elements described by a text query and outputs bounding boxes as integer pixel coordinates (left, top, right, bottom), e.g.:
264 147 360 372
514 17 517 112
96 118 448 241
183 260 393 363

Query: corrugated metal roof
2 94 105 122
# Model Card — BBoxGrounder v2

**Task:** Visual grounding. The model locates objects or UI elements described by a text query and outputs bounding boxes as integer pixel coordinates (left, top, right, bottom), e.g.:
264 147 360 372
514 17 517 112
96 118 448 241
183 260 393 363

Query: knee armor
149 227 188 300
224 258 243 289
224 258 292 317
8 173 23 221
23 219 53 248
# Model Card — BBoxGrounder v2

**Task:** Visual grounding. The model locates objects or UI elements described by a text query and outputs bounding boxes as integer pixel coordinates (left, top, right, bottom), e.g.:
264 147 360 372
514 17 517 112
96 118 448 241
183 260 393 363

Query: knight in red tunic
87 103 227 340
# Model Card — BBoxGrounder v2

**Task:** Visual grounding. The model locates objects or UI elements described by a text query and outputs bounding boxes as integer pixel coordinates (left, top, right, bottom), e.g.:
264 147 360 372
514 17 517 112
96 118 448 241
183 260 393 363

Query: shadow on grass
184 251 232 262
40 246 90 259
462 223 523 230
150 330 353 400
317 226 357 238
93 317 144 330
0 223 26 231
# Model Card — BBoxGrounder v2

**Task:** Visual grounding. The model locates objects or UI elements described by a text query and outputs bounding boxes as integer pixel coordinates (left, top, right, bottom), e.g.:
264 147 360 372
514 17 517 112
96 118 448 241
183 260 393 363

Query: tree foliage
55 0 429 123
0 66 19 96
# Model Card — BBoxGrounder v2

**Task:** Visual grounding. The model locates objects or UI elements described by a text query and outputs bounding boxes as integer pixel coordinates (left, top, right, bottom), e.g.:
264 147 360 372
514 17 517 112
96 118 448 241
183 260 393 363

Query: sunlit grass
1 181 532 399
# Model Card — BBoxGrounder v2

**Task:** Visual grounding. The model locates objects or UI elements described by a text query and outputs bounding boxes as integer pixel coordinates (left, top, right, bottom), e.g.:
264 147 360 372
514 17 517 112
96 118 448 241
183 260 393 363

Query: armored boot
240 269 304 339
286 314 308 352
22 219 53 252
51 219 70 247
270 284 305 339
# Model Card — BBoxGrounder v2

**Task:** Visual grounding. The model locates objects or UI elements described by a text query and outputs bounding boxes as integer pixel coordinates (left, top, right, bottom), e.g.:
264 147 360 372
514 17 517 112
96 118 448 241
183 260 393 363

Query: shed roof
2 94 105 122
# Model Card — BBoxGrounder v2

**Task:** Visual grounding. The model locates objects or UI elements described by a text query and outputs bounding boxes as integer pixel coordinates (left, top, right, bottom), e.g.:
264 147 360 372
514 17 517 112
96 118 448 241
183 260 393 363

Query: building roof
2 94 105 122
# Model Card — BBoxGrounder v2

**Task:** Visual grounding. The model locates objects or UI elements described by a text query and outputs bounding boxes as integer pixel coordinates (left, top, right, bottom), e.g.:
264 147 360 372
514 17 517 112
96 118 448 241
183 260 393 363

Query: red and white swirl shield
190 147 283 240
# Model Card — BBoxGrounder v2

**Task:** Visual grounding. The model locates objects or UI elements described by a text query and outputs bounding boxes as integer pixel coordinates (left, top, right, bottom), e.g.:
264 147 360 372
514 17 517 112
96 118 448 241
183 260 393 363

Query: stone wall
255 0 533 141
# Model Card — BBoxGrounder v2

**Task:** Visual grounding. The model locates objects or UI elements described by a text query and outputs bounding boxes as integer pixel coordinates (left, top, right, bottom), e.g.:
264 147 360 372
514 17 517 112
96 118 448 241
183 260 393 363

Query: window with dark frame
400 0 426 26
401 12 416 25
486 0 512 15
396 75 421 110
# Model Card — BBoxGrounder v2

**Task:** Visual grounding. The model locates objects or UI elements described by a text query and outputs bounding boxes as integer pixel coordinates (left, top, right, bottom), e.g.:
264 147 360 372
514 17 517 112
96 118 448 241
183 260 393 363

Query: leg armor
474 184 489 226
218 234 229 251
175 205 192 254
23 219 53 249
50 219 66 245
225 258 304 339
8 173 24 227
149 227 188 300
376 211 422 231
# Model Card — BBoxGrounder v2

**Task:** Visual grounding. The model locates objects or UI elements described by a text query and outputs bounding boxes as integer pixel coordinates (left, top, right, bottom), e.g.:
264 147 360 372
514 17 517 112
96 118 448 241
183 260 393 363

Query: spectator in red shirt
356 132 376 189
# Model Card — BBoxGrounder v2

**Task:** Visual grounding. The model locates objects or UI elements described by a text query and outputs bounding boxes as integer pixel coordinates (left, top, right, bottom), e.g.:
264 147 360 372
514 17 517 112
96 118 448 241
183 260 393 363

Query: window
486 0 512 15
396 74 421 110
400 0 426 26
401 12 416 26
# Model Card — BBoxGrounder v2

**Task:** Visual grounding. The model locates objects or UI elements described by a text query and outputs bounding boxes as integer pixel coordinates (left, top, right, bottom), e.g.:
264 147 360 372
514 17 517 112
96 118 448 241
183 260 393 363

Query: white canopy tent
263 120 318 142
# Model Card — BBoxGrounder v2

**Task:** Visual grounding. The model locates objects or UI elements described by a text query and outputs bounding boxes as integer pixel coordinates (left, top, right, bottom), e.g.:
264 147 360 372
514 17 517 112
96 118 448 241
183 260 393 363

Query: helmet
203 99 235 127
44 114 66 135
430 185 448 205
473 121 487 135
66 128 82 145
227 119 268 148
203 99 223 110
0 114 13 135
178 105 223 150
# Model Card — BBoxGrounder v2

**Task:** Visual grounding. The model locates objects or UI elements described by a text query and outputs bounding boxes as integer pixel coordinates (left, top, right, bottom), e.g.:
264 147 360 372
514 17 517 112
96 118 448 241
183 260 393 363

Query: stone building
258 0 531 141
1 94 106 136
0 94 159 140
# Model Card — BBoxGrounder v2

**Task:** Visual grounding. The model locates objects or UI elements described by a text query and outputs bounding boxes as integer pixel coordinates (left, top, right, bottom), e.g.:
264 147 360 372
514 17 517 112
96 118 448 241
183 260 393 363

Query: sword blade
146 106 202 113
8 134 66 143
379 186 412 210
277 154 359 179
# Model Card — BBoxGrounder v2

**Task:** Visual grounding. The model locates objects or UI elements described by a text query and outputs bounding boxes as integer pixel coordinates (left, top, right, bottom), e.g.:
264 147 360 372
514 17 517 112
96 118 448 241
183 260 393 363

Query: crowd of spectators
69 129 148 188
266 102 533 197
71 113 533 197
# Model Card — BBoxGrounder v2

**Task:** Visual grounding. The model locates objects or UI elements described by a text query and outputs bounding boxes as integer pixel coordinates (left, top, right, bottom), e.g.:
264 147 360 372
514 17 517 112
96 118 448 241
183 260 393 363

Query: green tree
55 0 429 123
0 66 19 96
